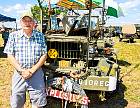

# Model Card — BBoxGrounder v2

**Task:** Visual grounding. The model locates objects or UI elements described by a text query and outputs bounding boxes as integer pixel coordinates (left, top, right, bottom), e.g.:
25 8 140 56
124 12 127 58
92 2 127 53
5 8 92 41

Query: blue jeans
11 68 47 108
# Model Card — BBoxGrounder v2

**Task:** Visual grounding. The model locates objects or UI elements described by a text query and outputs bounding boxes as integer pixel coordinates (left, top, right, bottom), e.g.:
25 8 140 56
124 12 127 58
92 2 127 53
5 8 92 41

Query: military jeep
43 14 120 107
119 24 138 42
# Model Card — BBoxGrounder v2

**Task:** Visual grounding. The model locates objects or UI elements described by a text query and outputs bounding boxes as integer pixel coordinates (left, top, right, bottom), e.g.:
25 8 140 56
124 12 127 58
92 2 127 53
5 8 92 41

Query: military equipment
134 24 140 38
35 0 120 107
119 24 137 42
43 13 120 106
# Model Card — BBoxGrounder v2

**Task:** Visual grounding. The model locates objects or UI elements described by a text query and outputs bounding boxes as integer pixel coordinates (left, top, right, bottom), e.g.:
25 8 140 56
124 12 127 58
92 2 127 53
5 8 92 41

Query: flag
69 0 103 6
57 0 85 9
92 0 103 5
56 0 103 9
106 0 124 18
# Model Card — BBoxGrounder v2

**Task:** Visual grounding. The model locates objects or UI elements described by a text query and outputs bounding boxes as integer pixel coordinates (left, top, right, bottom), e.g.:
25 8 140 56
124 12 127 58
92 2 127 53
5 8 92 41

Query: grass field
114 39 140 104
0 35 140 108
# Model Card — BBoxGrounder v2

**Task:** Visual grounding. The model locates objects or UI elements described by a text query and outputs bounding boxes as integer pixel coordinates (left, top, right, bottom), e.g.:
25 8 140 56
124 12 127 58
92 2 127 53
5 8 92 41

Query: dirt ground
0 36 140 108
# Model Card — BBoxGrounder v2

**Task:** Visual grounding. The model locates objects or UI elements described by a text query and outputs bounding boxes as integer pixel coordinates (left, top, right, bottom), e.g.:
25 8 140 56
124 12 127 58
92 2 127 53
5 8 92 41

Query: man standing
4 11 47 108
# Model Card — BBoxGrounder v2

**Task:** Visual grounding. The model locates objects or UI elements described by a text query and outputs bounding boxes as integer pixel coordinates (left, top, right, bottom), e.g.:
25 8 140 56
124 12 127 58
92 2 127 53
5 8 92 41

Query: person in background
4 11 47 108
0 27 9 47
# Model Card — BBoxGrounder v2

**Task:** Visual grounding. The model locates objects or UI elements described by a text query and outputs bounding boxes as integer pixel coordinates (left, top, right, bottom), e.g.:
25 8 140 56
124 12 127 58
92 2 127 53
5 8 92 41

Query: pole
48 0 51 30
86 0 92 68
101 0 105 39
15 21 17 31
37 0 43 33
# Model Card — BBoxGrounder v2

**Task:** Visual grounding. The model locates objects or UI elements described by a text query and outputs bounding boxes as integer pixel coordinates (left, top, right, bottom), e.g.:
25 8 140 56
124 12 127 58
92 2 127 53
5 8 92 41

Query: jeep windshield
46 13 98 36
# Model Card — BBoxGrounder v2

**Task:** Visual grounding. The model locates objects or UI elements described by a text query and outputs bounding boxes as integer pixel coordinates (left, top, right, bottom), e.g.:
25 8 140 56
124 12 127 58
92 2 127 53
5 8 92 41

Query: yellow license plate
59 60 70 68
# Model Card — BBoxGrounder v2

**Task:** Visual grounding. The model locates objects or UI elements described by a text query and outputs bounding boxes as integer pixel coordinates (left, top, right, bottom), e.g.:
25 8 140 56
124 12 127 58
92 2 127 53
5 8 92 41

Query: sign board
80 76 117 91
48 88 90 105
48 49 58 58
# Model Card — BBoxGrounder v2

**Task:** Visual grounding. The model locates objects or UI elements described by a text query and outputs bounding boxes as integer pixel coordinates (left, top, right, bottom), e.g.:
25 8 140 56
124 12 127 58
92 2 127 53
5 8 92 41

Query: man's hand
28 68 36 74
21 69 33 79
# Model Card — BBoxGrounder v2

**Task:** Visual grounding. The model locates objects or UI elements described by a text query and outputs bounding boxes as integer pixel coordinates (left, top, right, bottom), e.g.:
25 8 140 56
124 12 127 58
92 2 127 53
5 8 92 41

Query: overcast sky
0 0 140 28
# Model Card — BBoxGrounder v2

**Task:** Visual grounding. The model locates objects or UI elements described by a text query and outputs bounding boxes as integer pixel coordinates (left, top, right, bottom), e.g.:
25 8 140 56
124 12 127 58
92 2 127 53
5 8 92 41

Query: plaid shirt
4 30 47 69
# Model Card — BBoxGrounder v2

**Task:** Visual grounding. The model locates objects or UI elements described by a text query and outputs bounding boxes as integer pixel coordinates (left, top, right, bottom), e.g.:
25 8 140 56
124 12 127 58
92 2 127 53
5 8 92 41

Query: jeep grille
48 41 82 59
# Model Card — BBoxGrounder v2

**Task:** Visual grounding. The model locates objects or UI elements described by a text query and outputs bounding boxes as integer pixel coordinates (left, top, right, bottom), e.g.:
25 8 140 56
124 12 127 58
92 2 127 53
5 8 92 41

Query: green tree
31 0 66 31
31 1 64 22
31 5 48 22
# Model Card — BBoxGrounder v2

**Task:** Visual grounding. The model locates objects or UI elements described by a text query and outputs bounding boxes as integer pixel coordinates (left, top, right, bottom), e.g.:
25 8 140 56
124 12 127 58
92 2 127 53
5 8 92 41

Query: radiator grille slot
48 41 81 59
